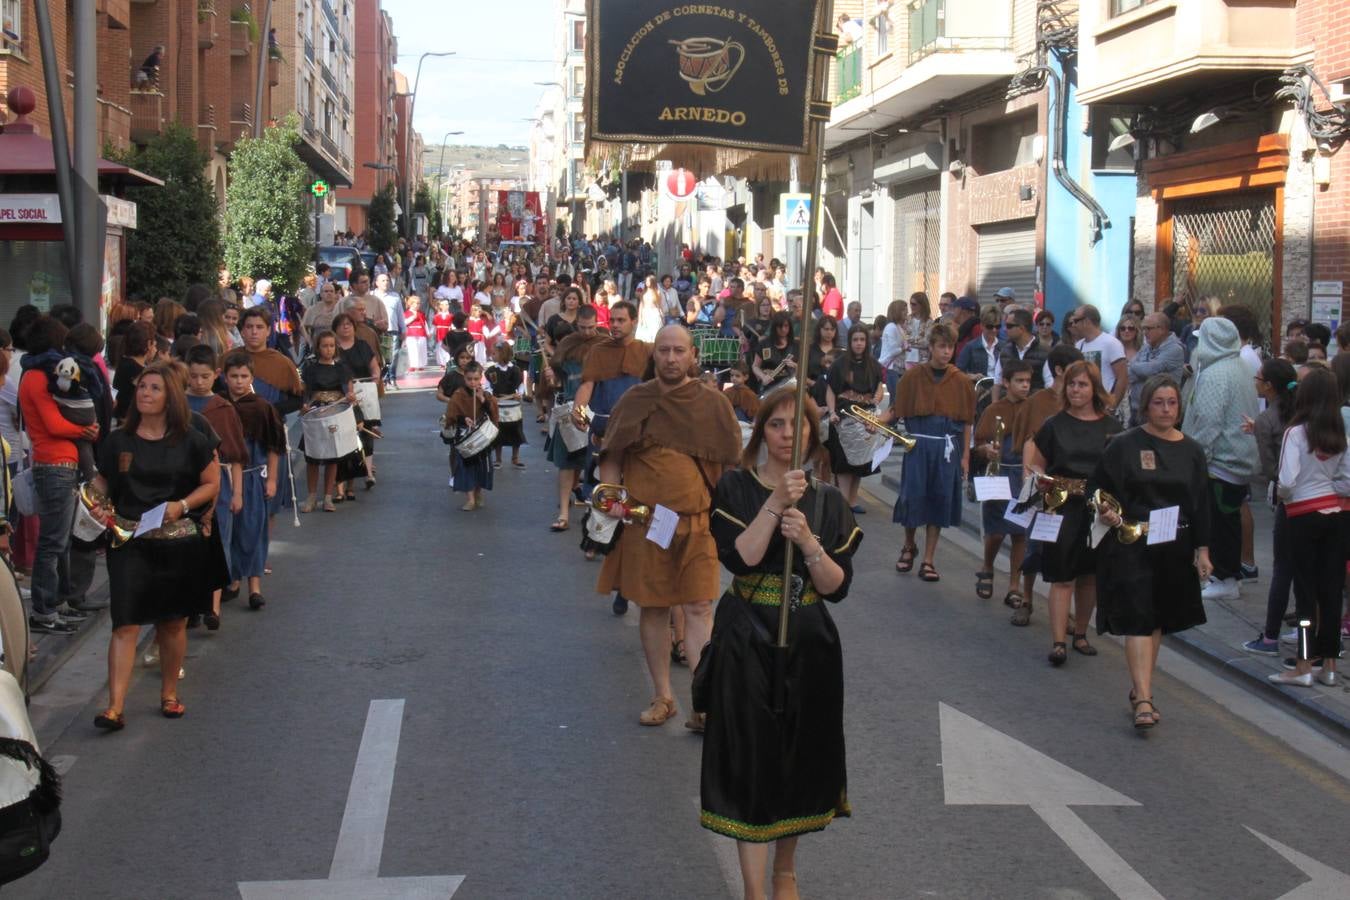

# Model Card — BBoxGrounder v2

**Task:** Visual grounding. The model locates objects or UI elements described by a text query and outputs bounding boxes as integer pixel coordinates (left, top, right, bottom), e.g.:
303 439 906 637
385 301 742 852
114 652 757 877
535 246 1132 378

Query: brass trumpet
78 483 134 547
839 406 917 453
1035 474 1070 512
985 415 1005 478
1090 489 1148 544
591 483 652 525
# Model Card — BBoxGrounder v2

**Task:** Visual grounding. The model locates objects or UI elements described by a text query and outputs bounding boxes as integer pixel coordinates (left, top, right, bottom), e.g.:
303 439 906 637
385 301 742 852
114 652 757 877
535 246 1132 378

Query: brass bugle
590 483 652 525
79 483 134 547
985 414 1005 478
1090 489 1148 544
839 406 917 453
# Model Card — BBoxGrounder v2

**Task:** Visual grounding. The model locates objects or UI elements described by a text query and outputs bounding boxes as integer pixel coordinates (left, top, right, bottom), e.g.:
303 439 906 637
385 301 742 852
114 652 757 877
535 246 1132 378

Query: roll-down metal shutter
891 178 941 300
976 220 1037 303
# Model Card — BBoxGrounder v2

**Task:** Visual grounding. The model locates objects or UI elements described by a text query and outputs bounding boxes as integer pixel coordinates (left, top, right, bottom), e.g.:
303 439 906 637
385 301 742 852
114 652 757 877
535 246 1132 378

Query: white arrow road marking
939 703 1163 900
1246 828 1350 899
238 699 464 900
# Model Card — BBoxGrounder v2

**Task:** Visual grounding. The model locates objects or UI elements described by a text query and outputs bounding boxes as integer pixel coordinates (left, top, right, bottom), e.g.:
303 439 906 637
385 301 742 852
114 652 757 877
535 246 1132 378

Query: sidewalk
869 452 1350 739
23 561 113 694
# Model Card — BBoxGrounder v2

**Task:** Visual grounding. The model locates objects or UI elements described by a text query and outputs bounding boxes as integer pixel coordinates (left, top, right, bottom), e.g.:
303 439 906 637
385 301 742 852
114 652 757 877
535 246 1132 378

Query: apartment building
543 0 587 236
1079 0 1348 345
272 0 355 221
336 0 396 234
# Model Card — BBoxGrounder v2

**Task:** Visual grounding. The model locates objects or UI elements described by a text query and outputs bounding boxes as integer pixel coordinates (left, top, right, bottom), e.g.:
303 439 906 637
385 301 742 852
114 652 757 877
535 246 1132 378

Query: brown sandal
1010 597 1033 627
895 543 917 573
919 562 941 582
94 709 125 731
160 697 186 719
639 696 678 726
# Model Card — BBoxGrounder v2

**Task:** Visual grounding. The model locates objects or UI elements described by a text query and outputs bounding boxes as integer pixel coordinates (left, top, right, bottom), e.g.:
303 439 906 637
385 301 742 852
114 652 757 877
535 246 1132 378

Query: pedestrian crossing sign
781 194 811 236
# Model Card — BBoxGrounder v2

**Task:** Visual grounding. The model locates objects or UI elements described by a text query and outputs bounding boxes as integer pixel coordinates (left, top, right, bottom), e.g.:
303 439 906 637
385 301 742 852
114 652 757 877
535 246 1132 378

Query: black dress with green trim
700 468 863 843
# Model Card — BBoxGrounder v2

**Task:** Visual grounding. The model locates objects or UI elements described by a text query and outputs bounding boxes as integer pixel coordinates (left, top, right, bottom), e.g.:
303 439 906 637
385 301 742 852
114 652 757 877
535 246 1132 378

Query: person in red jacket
18 316 101 633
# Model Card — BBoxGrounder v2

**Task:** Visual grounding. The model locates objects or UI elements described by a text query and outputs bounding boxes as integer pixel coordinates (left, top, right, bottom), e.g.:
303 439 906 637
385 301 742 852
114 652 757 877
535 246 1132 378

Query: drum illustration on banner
670 36 745 96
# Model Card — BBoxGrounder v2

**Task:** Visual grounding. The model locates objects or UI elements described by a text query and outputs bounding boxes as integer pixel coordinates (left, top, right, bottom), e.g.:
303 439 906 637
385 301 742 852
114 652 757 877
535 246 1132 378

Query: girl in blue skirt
884 323 975 582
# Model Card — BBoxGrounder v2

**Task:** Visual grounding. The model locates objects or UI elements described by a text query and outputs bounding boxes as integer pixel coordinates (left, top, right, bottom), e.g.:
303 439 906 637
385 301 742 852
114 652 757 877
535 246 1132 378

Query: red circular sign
665 169 697 201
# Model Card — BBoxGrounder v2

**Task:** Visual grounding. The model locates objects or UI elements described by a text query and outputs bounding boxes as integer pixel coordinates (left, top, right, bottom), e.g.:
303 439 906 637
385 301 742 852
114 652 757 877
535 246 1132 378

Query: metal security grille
892 179 941 299
1171 192 1276 346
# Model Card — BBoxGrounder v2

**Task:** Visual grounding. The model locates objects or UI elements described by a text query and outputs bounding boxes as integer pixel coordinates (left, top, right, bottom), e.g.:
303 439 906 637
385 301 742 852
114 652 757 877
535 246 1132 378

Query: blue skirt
893 414 964 528
230 469 269 580
215 468 235 573
451 450 494 492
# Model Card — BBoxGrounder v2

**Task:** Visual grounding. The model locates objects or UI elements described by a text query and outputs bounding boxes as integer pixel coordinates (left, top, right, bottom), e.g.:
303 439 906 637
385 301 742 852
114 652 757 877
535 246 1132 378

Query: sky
379 0 555 149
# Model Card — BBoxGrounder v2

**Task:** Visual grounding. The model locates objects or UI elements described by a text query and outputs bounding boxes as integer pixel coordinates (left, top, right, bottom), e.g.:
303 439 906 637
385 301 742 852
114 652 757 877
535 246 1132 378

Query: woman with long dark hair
805 315 841 405
752 313 797 394
1241 359 1299 656
1023 360 1122 665
93 362 225 729
1269 367 1348 687
701 386 861 897
825 325 886 513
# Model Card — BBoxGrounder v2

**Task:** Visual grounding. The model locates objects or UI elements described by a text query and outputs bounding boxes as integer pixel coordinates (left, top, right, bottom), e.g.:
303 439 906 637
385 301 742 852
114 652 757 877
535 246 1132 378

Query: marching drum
498 399 523 423
455 418 499 458
353 379 381 421
551 402 590 452
837 412 886 467
301 401 361 459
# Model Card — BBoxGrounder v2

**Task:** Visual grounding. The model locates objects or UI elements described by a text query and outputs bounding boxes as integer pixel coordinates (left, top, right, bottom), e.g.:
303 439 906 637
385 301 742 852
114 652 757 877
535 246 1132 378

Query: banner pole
774 1 836 715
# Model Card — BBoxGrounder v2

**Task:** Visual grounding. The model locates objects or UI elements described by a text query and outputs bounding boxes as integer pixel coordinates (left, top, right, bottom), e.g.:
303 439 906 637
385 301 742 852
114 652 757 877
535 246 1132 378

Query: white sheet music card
1147 506 1179 545
646 504 678 550
973 476 1012 502
871 438 895 472
1003 501 1034 529
1029 512 1064 542
135 502 168 537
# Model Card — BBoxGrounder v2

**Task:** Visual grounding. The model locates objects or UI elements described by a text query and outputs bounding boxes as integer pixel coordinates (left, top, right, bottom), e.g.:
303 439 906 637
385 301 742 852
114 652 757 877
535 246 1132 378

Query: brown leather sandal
639 696 677 726
160 697 186 719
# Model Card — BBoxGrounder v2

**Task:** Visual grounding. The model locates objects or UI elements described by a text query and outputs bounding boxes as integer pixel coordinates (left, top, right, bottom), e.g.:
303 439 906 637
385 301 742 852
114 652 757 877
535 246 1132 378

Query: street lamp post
404 52 457 245
434 130 465 234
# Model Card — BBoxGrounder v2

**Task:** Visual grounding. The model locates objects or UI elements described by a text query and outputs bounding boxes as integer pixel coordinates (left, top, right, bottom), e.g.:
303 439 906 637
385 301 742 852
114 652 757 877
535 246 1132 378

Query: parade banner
586 0 823 153
496 191 542 242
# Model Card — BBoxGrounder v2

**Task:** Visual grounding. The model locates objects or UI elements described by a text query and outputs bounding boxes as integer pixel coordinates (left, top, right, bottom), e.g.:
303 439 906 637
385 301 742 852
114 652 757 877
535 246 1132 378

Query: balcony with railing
320 0 339 34
230 100 253 130
198 103 218 155
98 98 133 153
835 47 863 105
198 1 216 48
826 0 1018 147
129 90 164 143
320 131 340 160
907 0 1012 63
303 35 314 62
319 64 338 96
230 16 252 57
1078 0 1299 105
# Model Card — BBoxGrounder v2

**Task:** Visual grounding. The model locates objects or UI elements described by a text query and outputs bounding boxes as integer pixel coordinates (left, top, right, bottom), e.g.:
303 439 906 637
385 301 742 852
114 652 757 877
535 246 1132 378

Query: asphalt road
14 388 1350 899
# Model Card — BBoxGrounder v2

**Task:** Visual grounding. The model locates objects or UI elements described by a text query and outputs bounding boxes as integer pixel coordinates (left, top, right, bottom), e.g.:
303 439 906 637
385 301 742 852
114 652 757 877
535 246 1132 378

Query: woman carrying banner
701 386 861 898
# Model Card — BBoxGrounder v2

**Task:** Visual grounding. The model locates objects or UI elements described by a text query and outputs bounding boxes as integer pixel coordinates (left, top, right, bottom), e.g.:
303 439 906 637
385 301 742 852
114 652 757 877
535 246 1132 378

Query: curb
880 470 1350 742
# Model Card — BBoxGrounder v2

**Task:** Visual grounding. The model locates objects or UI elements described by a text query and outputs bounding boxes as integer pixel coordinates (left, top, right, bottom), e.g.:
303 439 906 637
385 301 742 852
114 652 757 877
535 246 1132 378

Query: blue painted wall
1043 52 1137 333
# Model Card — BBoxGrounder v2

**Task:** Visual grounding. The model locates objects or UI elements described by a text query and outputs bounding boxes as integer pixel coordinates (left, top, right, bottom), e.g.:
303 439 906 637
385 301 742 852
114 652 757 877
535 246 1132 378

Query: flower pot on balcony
198 4 217 49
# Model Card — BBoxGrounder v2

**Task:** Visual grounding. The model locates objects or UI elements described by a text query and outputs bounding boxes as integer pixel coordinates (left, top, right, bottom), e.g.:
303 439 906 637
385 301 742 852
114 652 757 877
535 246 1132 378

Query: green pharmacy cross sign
310 180 331 198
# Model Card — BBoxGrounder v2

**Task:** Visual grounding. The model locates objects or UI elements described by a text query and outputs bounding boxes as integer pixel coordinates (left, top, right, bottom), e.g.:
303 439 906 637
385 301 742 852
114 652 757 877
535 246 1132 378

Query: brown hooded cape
582 338 652 383
601 377 742 466
891 363 976 423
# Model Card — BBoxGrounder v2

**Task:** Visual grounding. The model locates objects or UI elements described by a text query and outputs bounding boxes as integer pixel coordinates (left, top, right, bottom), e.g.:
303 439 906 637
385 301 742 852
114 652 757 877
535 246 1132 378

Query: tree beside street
367 182 398 254
223 115 312 290
114 124 221 301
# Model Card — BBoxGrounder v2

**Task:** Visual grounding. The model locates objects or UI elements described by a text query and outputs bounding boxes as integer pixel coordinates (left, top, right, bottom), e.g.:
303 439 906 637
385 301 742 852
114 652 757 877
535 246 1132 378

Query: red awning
0 122 163 186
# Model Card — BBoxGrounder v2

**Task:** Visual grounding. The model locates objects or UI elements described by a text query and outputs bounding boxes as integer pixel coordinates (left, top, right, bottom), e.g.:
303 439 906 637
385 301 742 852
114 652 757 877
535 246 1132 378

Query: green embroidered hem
700 802 850 843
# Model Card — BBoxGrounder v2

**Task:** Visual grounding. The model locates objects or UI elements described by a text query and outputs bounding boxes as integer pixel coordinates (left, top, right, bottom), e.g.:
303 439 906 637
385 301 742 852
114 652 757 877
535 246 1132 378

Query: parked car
317 246 366 287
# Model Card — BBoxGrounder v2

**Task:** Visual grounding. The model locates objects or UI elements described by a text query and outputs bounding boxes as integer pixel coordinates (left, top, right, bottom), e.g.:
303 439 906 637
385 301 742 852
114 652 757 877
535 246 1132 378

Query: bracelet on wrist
764 507 782 521
804 548 825 567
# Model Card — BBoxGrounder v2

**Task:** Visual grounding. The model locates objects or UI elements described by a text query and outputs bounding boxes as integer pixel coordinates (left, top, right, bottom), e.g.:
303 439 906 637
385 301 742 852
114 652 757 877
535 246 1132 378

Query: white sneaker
1316 670 1338 687
1201 577 1240 601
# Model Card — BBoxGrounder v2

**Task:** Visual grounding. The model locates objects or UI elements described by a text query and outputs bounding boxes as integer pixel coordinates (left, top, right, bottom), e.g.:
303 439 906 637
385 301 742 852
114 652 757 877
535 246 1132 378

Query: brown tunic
581 338 652 382
196 394 249 464
597 378 742 607
247 348 303 397
444 388 498 429
726 384 760 420
1013 388 1061 454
